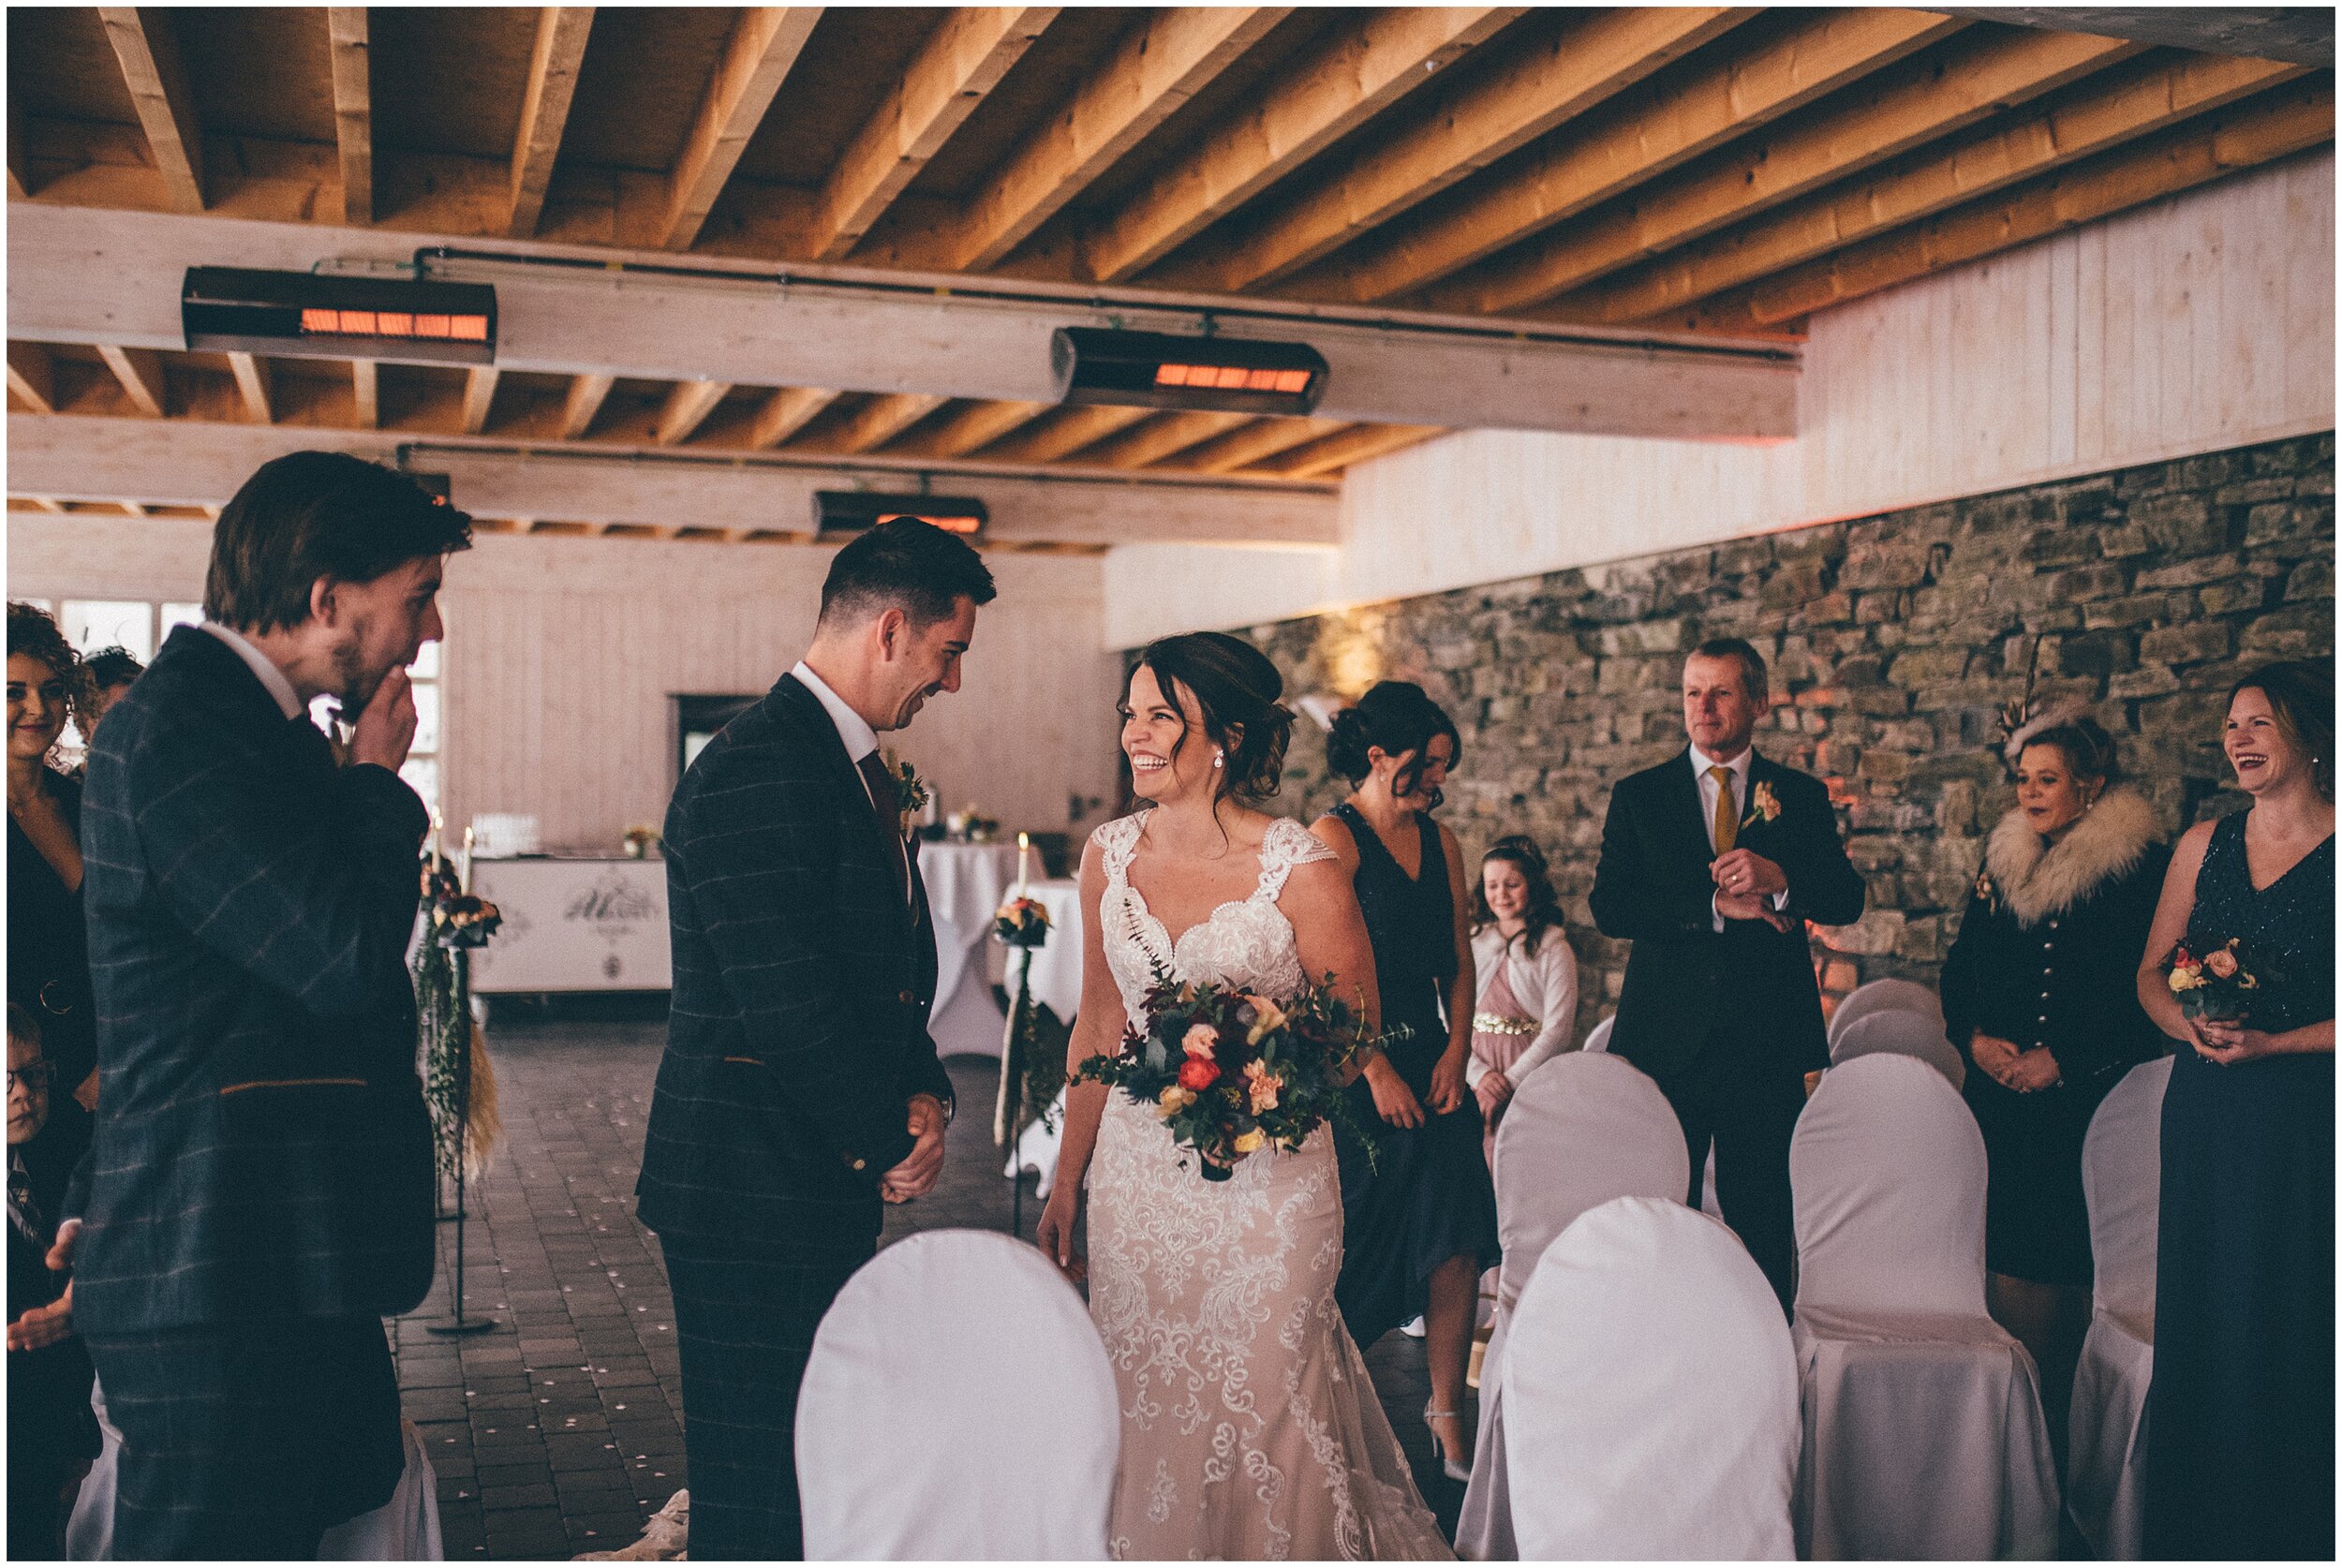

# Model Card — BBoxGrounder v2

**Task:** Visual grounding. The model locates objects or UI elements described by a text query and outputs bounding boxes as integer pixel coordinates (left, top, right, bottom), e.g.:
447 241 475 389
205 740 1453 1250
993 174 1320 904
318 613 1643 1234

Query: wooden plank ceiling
7 7 2333 540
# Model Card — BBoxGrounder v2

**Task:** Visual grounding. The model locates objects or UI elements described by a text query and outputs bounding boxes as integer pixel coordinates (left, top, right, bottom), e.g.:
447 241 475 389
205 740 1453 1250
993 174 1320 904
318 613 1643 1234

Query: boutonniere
883 750 928 836
1740 779 1782 832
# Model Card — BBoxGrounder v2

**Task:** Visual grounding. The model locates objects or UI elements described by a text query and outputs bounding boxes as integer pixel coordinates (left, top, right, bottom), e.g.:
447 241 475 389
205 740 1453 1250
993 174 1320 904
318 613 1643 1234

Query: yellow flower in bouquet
1233 1129 1267 1155
1157 1084 1196 1118
1243 994 1288 1045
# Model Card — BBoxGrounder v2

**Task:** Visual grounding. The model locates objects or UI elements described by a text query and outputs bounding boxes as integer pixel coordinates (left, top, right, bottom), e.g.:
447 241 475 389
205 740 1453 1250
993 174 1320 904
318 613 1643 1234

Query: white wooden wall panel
1105 151 2335 646
7 512 1119 851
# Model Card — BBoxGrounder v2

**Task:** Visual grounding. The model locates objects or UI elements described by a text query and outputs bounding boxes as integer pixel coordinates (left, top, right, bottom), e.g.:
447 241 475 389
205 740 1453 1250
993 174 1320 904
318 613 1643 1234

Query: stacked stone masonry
1241 433 2335 1041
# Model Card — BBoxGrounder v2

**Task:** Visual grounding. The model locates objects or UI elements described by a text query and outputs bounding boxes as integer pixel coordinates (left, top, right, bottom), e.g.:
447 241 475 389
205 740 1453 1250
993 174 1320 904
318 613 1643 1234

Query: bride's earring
1212 751 1224 769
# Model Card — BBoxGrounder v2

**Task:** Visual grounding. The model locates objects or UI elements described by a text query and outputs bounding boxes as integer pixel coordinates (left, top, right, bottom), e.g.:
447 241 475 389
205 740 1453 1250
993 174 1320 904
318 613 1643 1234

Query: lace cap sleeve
1089 812 1148 880
1257 818 1335 900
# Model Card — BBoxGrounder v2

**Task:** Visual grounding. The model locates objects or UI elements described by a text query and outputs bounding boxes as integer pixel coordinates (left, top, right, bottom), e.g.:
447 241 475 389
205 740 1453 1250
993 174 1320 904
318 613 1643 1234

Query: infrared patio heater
1049 326 1328 417
181 266 497 365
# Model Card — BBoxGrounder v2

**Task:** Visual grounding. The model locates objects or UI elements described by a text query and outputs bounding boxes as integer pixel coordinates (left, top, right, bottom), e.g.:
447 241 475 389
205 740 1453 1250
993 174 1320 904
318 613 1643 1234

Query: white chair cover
1456 1053 1687 1561
1834 1007 1966 1089
319 1419 443 1560
1505 1196 1800 1560
1790 1053 2059 1561
796 1228 1118 1561
1826 976 1945 1053
67 1392 441 1561
1579 1014 1615 1054
2068 1055 2172 1561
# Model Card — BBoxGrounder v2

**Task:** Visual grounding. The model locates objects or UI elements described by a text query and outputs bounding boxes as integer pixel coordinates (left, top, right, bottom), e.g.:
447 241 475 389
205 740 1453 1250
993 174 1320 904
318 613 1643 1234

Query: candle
459 824 475 894
431 809 444 865
924 792 941 827
1015 831 1031 897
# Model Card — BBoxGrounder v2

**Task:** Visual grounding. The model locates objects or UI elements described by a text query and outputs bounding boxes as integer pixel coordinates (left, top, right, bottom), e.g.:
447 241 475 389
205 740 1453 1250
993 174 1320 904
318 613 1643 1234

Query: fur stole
1979 786 2158 928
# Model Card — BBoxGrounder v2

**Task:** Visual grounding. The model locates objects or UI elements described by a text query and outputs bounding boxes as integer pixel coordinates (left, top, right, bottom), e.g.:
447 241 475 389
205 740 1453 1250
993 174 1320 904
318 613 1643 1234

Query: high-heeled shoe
1423 1403 1472 1483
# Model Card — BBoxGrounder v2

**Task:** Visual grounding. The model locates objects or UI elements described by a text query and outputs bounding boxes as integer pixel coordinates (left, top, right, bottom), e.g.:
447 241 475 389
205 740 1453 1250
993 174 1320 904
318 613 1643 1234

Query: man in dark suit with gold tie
636 518 995 1559
1591 638 1865 1306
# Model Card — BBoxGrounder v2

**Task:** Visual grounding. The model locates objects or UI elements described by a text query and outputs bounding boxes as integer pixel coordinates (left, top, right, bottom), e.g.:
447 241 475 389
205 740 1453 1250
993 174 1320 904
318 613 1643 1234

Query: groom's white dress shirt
1690 743 1787 932
200 621 303 720
793 659 882 806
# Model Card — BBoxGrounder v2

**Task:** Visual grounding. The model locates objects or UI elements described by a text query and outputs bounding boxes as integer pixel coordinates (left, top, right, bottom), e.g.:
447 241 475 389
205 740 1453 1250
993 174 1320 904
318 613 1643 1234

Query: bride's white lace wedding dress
1087 811 1452 1561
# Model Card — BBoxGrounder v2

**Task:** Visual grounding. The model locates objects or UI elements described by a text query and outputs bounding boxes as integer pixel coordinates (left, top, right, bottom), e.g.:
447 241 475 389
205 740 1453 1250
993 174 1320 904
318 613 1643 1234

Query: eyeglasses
6 1065 52 1092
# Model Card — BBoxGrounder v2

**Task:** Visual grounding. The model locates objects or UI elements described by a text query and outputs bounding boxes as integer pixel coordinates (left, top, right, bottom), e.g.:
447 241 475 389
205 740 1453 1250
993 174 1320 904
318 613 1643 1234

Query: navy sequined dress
2142 811 2335 1560
1327 803 1500 1346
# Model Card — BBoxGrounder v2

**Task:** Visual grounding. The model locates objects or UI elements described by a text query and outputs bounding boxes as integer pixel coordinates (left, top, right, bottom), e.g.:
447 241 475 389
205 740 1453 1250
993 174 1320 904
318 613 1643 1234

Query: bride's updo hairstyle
1327 681 1463 802
1131 632 1295 806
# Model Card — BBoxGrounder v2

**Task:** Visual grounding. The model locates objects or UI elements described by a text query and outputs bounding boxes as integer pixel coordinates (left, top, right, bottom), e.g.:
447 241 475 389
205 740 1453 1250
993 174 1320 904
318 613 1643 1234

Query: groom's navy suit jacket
1590 748 1865 1084
636 673 951 1254
72 627 436 1335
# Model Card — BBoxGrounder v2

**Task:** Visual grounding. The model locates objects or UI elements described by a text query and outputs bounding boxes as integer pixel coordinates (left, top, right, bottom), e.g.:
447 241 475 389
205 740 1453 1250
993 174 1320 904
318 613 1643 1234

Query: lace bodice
1092 812 1332 1029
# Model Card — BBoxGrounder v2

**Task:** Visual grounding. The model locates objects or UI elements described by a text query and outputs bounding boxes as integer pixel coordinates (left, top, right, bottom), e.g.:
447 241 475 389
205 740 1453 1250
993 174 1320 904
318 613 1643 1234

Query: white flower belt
1472 1013 1539 1036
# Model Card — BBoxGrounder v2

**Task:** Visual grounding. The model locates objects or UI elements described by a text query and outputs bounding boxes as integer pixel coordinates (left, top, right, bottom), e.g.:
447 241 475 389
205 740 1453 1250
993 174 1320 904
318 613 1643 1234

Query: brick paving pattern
393 1002 1466 1559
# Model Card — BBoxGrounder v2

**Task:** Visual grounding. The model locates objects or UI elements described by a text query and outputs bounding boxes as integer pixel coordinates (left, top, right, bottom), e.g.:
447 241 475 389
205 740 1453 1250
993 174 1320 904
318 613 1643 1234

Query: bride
1037 631 1452 1561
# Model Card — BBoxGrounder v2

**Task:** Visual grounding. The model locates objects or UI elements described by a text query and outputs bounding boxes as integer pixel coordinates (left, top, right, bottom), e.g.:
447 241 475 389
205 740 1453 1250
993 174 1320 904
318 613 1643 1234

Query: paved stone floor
394 1001 1467 1559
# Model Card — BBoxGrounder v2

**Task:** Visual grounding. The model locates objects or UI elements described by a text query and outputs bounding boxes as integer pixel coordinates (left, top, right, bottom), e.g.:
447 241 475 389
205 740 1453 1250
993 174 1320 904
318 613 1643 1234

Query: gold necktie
1711 765 1737 854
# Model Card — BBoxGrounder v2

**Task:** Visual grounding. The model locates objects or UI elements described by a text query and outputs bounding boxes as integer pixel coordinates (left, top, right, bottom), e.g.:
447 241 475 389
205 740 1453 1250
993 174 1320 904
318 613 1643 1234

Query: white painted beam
8 204 1800 441
7 413 1340 548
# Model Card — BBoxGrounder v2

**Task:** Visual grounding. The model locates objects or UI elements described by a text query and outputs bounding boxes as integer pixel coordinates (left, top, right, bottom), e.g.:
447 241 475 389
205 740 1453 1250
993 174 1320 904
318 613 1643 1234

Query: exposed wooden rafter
98 344 169 418
1082 6 1523 282
7 345 57 414
559 372 615 439
980 404 1152 464
351 359 378 427
459 365 500 434
325 7 372 225
812 7 1060 260
97 7 205 214
660 7 823 250
1075 409 1253 468
818 392 951 454
1416 23 2143 317
888 398 1054 459
1267 422 1445 478
227 351 273 422
1159 415 1347 474
508 7 597 239
748 385 841 449
654 378 733 445
1167 7 1755 293
1316 7 1973 307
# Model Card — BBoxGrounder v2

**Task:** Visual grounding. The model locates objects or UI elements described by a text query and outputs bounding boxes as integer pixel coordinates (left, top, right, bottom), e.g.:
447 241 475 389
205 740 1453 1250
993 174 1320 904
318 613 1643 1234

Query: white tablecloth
921 842 1019 1018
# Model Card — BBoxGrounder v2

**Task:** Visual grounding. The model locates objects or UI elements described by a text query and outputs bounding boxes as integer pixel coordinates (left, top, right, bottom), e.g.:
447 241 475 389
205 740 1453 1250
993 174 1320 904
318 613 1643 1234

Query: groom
636 517 995 1559
1590 638 1863 1307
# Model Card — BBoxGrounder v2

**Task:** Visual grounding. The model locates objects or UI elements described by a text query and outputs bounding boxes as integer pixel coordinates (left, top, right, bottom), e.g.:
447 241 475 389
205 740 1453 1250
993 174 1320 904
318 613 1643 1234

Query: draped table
920 840 1019 1058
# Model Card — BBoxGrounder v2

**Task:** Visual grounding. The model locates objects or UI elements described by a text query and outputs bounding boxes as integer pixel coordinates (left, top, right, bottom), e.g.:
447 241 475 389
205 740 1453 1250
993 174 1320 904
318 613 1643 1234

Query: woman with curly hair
1467 836 1579 1161
7 604 96 1109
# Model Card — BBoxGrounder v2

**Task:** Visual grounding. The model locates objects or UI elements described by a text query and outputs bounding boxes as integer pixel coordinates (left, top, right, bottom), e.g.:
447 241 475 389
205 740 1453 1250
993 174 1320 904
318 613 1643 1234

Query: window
402 627 443 820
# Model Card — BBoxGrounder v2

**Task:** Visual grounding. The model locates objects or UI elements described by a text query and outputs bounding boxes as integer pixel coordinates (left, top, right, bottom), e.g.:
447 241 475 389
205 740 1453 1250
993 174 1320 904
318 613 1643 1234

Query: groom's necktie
1710 765 1738 854
855 750 910 899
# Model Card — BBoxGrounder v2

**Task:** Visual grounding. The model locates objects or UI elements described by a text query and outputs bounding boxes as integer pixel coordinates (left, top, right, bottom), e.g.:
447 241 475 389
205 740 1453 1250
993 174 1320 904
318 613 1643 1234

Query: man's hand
1968 1031 2022 1087
348 667 418 773
879 1093 948 1204
1711 849 1786 900
1427 1049 1468 1116
2004 1047 2063 1093
1714 891 1793 932
8 1221 77 1352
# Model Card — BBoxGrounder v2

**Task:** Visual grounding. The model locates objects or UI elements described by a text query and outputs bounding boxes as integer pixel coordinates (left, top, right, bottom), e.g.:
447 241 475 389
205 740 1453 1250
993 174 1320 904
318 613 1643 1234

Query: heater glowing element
185 268 497 365
1054 327 1327 415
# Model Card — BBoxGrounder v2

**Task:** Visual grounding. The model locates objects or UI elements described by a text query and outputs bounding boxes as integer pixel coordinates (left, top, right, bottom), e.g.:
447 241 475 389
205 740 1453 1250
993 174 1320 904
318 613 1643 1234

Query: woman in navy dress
2135 660 2334 1560
1313 682 1499 1485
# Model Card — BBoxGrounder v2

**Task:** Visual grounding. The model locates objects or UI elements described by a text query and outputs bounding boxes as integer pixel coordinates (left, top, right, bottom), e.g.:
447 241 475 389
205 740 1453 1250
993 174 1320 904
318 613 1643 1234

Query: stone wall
1241 433 2335 1045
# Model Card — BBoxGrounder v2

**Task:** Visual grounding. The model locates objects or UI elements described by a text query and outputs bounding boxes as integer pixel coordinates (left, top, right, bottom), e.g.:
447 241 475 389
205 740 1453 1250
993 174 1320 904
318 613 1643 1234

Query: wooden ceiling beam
660 7 823 251
7 345 57 414
1420 24 2141 318
1169 7 1754 294
887 398 1054 459
508 7 597 239
559 372 615 438
815 392 952 454
1155 415 1346 474
1737 79 2335 325
1329 7 1972 308
8 96 32 199
927 7 1290 272
1074 410 1254 468
749 385 842 449
458 366 500 434
351 359 378 428
812 7 1060 261
97 8 205 214
98 345 169 418
1258 422 1445 478
980 404 1153 465
1082 6 1523 283
325 8 372 225
1579 50 2306 324
227 352 274 423
653 378 734 445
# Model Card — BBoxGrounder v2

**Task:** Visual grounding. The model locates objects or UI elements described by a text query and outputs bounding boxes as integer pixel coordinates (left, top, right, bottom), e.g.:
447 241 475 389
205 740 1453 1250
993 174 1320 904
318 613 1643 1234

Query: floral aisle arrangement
1074 969 1390 1181
993 833 1060 1147
2165 937 2263 1023
414 852 505 1182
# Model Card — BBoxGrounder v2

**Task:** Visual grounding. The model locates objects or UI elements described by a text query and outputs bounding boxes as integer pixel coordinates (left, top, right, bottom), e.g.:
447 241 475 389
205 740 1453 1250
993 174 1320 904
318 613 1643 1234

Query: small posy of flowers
994 895 1052 948
420 853 503 949
1072 968 1389 1182
885 752 928 835
621 823 660 858
1741 779 1783 833
2166 937 2259 1022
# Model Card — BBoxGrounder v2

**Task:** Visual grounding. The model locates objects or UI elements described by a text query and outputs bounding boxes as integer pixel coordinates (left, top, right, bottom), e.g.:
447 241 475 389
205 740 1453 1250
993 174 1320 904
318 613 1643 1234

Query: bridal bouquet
2165 937 2261 1022
1074 969 1385 1181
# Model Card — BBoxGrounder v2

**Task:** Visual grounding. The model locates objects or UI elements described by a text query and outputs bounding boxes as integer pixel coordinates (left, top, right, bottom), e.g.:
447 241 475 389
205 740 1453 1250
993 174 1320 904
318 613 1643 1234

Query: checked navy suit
74 626 434 1558
1590 747 1864 1305
636 669 951 1560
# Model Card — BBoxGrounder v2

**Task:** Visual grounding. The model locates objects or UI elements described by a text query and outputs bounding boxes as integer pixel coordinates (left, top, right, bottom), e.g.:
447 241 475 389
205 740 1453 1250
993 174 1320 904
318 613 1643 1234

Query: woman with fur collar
1940 716 2169 1436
